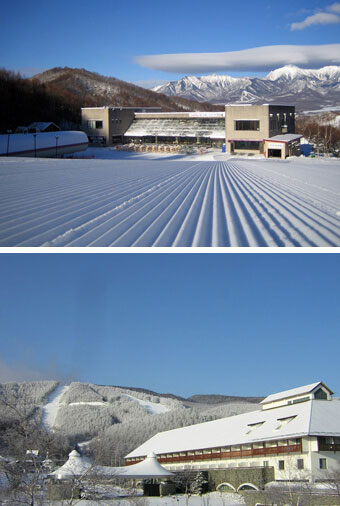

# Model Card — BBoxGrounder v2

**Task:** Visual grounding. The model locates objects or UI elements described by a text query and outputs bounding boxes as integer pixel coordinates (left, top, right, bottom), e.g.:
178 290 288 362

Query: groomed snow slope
42 384 70 430
123 394 170 415
0 156 339 247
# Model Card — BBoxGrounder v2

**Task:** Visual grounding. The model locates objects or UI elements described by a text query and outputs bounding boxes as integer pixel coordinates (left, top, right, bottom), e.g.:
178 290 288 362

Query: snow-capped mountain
152 65 340 111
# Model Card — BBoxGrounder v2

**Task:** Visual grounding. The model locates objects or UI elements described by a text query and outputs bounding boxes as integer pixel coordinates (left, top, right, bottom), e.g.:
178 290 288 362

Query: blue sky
1 0 340 85
0 253 339 398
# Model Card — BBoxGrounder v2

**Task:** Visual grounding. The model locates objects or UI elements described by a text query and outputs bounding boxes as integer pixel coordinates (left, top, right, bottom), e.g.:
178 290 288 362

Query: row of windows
278 458 327 471
127 439 302 464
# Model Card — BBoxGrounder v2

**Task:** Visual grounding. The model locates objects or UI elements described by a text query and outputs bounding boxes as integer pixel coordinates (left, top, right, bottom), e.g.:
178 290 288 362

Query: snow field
41 384 70 430
0 155 339 247
74 491 245 506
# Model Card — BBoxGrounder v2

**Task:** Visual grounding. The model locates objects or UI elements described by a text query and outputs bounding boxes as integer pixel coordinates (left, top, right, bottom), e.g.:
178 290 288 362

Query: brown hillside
32 67 224 113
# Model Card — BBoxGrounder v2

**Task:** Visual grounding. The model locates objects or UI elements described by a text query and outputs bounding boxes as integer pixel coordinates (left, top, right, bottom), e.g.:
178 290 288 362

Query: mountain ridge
152 65 340 111
30 66 224 113
0 380 262 464
99 383 263 404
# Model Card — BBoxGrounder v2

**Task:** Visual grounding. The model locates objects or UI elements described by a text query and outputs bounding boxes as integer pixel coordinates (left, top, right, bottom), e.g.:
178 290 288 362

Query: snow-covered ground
65 491 245 506
41 384 70 430
0 151 339 247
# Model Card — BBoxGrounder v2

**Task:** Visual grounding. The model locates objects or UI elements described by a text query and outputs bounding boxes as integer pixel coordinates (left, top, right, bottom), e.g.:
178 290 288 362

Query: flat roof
264 134 303 143
81 107 162 110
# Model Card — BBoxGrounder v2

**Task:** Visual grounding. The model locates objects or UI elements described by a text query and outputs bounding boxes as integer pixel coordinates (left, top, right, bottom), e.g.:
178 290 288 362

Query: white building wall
161 438 340 483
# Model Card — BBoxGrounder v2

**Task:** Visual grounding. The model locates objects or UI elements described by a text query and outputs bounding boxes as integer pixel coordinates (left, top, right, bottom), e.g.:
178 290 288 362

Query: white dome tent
50 450 92 480
50 450 173 481
113 452 174 479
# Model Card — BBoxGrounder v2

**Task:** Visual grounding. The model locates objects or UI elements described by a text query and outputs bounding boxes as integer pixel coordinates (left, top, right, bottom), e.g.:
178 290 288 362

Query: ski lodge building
81 104 301 159
225 104 301 159
125 382 340 491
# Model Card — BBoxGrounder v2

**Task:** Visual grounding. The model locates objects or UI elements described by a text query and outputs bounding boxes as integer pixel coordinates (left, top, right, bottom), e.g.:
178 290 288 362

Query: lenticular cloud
135 44 340 74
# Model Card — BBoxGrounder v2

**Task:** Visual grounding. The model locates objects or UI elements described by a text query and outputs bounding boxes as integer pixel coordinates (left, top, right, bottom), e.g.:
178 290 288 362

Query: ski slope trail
0 157 339 247
42 384 70 431
123 394 170 414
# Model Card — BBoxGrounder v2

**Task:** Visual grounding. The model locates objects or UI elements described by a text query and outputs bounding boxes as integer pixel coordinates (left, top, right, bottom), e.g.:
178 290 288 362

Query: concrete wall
225 105 269 154
311 450 340 480
108 109 135 141
81 108 136 146
207 467 275 491
81 107 110 145
225 105 296 155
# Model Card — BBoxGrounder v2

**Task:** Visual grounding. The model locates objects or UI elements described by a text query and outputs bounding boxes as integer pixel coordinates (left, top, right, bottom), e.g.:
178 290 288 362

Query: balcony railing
126 441 302 466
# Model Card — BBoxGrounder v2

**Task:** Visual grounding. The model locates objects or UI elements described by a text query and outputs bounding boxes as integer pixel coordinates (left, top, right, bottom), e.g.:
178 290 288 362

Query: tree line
296 115 340 155
0 69 82 134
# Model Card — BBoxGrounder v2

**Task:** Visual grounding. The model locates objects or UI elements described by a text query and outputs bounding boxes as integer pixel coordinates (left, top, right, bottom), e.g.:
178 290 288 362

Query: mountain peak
151 65 340 111
266 65 307 81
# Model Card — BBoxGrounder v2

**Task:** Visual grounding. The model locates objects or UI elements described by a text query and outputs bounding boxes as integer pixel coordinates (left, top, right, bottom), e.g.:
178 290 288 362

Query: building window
234 141 260 151
314 388 327 400
278 460 285 470
263 461 269 467
235 120 260 131
87 120 103 129
297 459 304 470
319 458 327 469
292 396 309 404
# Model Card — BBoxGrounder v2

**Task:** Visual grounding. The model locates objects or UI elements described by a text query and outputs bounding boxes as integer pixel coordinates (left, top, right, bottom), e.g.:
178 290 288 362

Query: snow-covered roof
50 450 92 478
125 398 340 459
264 134 303 143
0 131 88 156
51 451 173 480
260 382 331 405
29 122 60 131
114 453 173 478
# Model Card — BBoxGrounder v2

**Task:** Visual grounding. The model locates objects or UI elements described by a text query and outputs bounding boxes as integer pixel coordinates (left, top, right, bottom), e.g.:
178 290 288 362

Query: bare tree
0 385 70 505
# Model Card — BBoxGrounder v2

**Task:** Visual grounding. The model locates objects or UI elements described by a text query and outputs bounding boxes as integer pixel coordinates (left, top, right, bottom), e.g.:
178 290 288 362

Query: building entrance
268 148 282 158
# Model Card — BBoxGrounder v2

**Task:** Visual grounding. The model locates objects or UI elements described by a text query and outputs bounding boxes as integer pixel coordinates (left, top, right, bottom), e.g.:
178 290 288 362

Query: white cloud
327 2 340 13
135 44 340 74
291 11 340 30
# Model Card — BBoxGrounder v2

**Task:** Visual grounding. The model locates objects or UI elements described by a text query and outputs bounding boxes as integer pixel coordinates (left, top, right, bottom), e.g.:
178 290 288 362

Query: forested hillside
0 66 223 134
0 69 81 133
32 67 223 113
0 381 261 466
